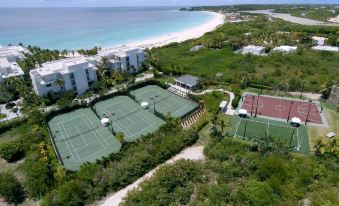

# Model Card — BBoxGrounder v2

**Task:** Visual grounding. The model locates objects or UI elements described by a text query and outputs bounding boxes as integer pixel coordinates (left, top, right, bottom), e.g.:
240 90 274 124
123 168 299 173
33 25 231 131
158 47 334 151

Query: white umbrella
141 101 149 108
239 109 248 115
101 118 110 125
291 117 301 124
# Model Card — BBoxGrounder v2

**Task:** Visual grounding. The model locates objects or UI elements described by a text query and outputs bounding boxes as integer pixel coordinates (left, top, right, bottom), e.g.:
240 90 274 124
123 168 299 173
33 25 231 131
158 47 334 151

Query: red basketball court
241 94 323 124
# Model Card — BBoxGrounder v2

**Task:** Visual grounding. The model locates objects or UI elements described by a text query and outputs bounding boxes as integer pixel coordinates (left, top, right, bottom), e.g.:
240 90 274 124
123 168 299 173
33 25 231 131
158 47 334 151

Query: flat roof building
30 57 99 96
312 36 327 46
241 45 266 55
175 74 200 91
0 46 28 83
96 46 147 73
273 45 298 53
312 46 339 52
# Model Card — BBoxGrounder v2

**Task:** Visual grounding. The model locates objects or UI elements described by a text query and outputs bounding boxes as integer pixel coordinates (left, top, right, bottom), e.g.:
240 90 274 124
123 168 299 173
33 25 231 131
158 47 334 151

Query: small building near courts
174 74 200 91
273 45 297 54
219 101 228 113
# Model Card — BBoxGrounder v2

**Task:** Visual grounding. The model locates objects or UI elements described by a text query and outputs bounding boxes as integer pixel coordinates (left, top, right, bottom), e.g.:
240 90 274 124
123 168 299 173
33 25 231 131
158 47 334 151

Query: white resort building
241 45 266 55
96 46 147 73
30 57 98 96
273 46 298 54
312 46 339 52
312 36 327 46
0 46 28 83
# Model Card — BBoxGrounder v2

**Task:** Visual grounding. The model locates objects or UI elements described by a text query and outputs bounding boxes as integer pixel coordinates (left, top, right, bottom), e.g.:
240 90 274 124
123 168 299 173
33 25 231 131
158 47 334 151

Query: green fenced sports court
232 116 310 154
94 96 165 142
130 85 199 118
48 108 121 171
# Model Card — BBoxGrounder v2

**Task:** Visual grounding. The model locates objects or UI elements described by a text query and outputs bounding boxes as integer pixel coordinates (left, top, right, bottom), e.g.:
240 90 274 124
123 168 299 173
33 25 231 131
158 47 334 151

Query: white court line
234 118 243 138
57 122 77 162
295 128 301 151
59 122 82 162
83 115 109 149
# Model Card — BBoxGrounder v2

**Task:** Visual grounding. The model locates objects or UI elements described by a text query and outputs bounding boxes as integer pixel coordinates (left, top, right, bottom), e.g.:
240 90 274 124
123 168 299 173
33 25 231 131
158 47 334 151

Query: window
71 80 76 85
46 84 51 87
70 73 75 79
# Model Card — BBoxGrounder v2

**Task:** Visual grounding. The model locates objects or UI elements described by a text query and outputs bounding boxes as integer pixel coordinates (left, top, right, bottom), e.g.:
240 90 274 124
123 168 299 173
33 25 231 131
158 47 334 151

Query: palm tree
0 113 7 122
116 132 125 144
219 120 226 134
327 139 338 156
54 79 65 91
314 137 326 156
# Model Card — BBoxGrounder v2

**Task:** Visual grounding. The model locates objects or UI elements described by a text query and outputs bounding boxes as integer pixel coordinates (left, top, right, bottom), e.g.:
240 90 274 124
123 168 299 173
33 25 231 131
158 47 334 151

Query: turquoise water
0 7 213 50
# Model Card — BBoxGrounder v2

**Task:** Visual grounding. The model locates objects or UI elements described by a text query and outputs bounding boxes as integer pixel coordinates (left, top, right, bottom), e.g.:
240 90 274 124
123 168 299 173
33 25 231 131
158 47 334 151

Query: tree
43 180 87 206
0 113 6 122
115 132 125 144
239 180 278 206
22 160 53 198
313 137 326 156
0 141 24 162
327 138 338 156
0 172 24 204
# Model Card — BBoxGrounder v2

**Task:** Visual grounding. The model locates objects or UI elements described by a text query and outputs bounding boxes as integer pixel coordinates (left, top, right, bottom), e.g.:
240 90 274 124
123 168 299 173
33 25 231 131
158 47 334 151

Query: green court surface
232 116 310 154
94 96 165 142
130 85 199 118
48 108 121 171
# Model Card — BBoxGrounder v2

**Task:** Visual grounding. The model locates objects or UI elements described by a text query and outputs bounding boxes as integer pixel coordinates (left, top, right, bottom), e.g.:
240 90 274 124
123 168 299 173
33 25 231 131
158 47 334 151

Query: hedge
0 141 24 162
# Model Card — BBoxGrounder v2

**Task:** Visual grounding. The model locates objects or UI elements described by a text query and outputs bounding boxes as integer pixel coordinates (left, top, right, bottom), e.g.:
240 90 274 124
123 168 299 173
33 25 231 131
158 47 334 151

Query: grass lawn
197 91 230 113
308 102 339 151
0 123 29 144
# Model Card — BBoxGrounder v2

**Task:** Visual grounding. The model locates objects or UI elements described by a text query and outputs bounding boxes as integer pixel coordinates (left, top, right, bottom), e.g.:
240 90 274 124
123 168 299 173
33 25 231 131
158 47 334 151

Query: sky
0 0 338 7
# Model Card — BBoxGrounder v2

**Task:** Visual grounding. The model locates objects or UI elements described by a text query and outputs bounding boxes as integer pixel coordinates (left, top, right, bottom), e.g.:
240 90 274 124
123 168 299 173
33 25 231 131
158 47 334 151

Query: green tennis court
130 85 199 118
232 116 309 154
48 108 121 171
94 96 165 142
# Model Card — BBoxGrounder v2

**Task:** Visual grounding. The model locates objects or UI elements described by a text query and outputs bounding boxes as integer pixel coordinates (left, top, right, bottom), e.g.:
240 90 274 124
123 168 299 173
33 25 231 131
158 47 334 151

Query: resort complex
30 57 99 96
0 46 28 83
96 46 147 73
0 4 338 206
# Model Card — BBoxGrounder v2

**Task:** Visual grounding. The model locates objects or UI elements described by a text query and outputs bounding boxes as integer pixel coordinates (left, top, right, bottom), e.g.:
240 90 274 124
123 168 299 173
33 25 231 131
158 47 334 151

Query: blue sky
0 0 338 7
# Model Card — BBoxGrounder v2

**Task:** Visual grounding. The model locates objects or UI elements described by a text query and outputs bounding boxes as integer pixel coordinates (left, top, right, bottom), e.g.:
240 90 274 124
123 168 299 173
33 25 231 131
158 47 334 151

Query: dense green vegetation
122 137 339 206
150 16 339 93
0 172 24 204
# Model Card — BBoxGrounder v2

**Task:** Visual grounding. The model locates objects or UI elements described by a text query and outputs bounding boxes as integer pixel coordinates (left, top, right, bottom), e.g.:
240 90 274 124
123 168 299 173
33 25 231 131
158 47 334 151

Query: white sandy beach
124 11 225 49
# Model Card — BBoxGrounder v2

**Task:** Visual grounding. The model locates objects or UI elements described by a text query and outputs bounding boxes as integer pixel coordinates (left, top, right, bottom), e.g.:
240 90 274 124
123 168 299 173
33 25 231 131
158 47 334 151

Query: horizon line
0 3 338 9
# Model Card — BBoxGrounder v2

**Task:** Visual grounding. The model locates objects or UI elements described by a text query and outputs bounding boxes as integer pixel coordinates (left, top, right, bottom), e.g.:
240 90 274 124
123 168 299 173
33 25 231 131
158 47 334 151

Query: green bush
0 141 24 162
232 95 241 109
0 172 24 204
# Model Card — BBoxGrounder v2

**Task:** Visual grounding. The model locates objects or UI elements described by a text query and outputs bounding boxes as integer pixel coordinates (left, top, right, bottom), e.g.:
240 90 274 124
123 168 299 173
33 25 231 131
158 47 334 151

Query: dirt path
97 146 205 206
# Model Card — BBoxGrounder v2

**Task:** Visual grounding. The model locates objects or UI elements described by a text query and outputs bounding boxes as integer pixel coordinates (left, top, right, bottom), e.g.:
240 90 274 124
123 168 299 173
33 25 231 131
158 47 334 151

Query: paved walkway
0 99 23 123
98 146 205 206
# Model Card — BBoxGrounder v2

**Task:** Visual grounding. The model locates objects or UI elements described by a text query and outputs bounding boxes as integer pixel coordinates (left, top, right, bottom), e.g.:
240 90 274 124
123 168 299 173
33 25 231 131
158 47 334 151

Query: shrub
232 95 241 109
0 172 24 204
0 141 24 162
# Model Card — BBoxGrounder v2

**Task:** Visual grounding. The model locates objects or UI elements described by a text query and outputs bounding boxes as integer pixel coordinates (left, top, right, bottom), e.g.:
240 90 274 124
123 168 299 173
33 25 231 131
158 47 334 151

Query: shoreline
105 11 225 50
245 10 339 27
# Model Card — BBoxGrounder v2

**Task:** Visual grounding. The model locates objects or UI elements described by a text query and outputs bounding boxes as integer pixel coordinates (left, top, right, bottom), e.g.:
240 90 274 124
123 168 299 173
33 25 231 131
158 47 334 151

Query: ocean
0 7 213 50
